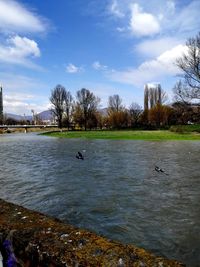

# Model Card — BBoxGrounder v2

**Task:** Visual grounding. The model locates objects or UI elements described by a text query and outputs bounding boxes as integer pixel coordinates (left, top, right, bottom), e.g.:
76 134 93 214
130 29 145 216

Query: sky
0 0 200 115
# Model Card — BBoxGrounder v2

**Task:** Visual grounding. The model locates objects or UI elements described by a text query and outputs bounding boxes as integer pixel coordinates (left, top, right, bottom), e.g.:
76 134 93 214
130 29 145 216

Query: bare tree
144 84 167 110
144 85 149 110
176 32 200 100
149 104 173 127
149 88 155 109
173 80 191 104
129 102 142 127
64 91 73 129
0 85 3 125
108 94 123 113
50 84 67 129
76 88 100 130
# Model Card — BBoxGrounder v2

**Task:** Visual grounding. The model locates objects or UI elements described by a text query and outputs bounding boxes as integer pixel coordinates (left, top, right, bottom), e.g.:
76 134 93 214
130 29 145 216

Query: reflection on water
0 133 200 266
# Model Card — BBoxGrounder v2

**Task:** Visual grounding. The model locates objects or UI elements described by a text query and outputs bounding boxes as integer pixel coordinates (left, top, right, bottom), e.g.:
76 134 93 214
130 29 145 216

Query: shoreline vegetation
43 125 200 141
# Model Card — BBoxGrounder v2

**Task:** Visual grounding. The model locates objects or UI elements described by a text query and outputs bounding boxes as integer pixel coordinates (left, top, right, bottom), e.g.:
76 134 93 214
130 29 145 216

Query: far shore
42 129 200 141
1 124 200 140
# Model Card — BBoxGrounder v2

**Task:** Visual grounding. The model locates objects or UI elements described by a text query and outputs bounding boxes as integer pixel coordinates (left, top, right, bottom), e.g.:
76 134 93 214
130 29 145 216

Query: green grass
170 124 200 133
43 129 200 141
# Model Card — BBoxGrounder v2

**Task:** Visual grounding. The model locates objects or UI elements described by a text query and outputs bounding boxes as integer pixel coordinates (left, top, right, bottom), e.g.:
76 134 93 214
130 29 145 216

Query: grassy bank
170 124 200 133
43 129 200 141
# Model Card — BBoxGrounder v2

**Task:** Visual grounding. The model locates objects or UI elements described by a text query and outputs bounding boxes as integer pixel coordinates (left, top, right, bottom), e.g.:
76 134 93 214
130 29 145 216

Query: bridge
0 124 58 133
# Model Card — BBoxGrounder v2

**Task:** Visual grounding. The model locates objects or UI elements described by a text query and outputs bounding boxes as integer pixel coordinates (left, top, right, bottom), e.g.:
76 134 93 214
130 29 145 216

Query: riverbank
0 127 59 134
43 129 200 141
0 199 184 266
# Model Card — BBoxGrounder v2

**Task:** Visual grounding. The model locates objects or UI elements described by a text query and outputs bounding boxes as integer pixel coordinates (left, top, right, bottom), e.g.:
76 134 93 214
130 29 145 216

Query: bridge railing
0 125 58 129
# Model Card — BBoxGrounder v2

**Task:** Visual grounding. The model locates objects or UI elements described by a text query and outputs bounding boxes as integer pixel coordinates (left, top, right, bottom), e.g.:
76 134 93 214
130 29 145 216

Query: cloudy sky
0 0 199 115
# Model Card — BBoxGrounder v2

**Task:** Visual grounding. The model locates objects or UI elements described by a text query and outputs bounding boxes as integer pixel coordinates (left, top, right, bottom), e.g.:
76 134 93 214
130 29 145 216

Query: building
0 85 3 123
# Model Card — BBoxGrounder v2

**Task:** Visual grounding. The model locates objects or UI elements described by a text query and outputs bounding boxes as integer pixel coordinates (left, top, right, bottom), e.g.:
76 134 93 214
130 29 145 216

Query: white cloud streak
109 0 125 18
1 72 50 115
135 37 182 58
4 96 50 115
109 45 187 86
0 0 47 34
0 0 49 69
108 0 200 40
0 35 40 67
66 63 83 73
168 0 200 35
130 3 160 37
92 61 108 71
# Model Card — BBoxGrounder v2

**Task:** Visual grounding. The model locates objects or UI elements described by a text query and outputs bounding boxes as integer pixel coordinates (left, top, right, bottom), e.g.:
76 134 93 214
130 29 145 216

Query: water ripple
0 133 200 266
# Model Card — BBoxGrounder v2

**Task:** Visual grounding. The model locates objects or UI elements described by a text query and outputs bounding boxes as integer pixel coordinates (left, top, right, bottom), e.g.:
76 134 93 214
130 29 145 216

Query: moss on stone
0 199 185 266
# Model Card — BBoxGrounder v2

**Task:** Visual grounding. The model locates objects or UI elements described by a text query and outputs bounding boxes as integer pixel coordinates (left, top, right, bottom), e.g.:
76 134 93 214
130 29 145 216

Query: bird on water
76 151 84 160
155 165 169 175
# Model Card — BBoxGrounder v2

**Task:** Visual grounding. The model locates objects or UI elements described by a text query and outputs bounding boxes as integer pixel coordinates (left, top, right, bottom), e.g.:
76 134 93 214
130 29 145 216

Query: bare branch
176 32 200 100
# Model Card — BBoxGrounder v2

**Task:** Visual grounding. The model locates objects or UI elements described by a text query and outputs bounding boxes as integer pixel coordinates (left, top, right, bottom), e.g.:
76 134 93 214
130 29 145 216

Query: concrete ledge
0 199 184 267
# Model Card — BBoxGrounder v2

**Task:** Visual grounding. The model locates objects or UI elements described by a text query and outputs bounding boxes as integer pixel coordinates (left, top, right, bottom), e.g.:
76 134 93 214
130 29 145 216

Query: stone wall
0 199 184 267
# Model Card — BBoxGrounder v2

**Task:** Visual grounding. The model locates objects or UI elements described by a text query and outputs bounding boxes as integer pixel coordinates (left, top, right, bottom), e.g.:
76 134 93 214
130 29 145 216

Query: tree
129 102 142 127
144 85 149 110
72 103 84 129
171 101 200 124
50 84 67 129
176 32 200 100
173 80 191 104
76 88 100 130
107 94 128 129
144 84 167 110
63 91 73 129
108 94 123 113
148 104 173 127
4 117 18 125
107 110 129 129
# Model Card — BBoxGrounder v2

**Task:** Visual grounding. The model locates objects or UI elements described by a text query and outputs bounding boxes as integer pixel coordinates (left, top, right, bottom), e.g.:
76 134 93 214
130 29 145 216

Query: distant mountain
6 113 32 121
37 110 53 120
98 108 108 116
5 108 106 123
5 110 53 122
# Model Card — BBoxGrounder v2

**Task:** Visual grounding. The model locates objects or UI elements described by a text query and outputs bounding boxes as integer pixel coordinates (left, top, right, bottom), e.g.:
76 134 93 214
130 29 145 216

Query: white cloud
66 63 83 73
4 92 50 115
129 3 160 36
154 1 200 37
0 35 40 67
109 0 124 18
116 27 126 33
0 1 49 69
1 72 50 115
166 0 175 15
4 94 32 115
135 37 181 58
0 72 46 91
92 61 108 71
109 44 187 86
0 0 47 34
107 0 200 40
169 1 200 34
4 96 50 115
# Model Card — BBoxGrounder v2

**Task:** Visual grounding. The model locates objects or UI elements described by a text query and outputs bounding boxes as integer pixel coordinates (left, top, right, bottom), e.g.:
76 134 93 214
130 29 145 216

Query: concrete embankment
0 199 184 267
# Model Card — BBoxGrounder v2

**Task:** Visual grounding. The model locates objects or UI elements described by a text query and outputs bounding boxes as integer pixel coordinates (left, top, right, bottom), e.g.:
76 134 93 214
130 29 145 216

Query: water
0 133 200 266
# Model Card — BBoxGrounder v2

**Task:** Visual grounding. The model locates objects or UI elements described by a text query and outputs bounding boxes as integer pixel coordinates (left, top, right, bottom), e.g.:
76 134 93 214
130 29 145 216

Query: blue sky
0 0 200 115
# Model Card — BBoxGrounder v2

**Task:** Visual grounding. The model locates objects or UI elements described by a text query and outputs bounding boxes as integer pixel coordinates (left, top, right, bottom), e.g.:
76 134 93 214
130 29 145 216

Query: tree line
50 32 200 130
50 86 199 131
2 32 199 128
50 86 142 130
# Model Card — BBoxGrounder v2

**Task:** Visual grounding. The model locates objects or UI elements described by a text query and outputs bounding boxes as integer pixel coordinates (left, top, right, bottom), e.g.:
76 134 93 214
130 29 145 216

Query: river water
0 133 200 266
